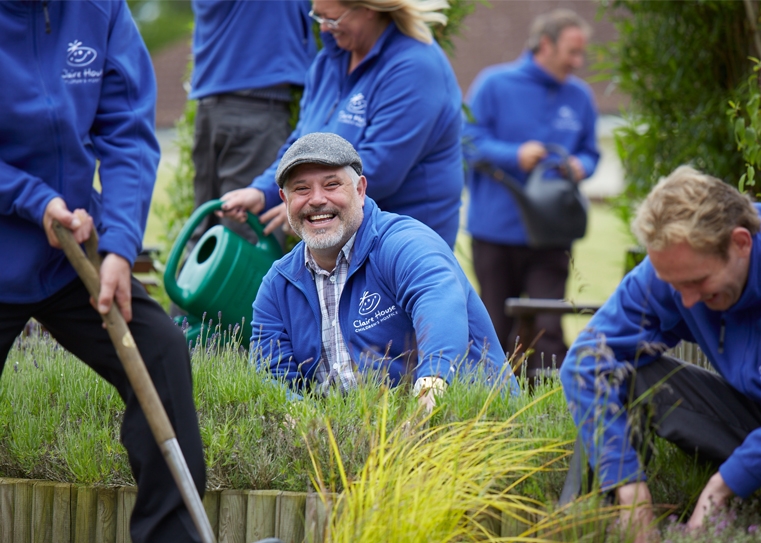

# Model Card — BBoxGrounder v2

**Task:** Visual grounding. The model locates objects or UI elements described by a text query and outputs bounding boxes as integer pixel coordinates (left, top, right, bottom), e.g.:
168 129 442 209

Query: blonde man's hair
632 165 760 258
341 0 448 44
526 8 591 53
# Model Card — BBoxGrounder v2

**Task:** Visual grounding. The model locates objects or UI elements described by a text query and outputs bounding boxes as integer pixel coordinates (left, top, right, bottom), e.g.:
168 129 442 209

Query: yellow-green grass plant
306 387 626 543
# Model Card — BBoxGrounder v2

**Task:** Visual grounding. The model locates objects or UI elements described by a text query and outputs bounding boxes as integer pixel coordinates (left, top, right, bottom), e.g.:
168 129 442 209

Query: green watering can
164 199 282 347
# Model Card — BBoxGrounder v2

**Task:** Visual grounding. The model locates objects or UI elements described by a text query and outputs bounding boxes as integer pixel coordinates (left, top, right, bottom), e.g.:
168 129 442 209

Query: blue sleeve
721 429 761 498
92 1 160 265
559 263 682 490
250 270 312 388
573 88 600 179
0 161 60 225
251 132 298 211
462 72 521 173
379 229 473 382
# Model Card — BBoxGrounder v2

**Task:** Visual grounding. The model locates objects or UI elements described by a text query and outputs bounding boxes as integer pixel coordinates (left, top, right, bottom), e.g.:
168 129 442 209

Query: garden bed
3 333 761 541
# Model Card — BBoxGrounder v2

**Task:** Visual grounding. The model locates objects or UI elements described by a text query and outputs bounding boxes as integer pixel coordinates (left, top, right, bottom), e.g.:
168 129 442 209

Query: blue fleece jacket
189 0 316 100
559 223 761 498
252 198 518 393
251 23 464 248
0 0 159 303
464 53 599 246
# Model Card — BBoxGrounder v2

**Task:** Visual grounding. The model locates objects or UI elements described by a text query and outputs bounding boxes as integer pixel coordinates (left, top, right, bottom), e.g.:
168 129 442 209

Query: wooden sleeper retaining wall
0 478 331 543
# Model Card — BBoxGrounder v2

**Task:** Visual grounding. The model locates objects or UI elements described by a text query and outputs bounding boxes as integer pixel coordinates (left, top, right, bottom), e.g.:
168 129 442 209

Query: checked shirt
305 234 359 394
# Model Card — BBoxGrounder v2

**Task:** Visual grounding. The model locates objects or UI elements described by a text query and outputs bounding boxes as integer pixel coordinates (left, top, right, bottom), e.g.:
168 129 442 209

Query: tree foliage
127 0 194 53
729 59 761 195
599 0 759 224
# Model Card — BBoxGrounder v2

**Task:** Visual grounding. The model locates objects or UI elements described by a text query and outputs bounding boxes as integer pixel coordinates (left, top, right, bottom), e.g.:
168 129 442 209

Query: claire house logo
346 93 366 115
553 105 581 131
66 41 97 67
558 106 575 119
358 291 381 315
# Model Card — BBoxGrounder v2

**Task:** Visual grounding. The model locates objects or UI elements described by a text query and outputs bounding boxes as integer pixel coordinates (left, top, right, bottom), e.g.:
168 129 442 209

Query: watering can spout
164 199 282 345
475 162 529 205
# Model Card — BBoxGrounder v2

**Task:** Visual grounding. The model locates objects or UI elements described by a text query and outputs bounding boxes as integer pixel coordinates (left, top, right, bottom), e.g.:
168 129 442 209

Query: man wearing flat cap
249 132 518 406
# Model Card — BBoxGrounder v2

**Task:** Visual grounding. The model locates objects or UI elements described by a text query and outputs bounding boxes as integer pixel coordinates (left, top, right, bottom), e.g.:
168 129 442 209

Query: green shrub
127 1 194 54
598 0 757 225
728 59 761 195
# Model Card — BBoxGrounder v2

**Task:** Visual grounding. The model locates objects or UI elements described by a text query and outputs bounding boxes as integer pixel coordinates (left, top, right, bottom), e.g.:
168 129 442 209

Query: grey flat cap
275 132 363 188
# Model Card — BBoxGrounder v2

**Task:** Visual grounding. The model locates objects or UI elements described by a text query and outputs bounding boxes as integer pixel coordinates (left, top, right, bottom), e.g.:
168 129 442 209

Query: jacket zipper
719 317 726 354
33 0 64 195
42 0 51 33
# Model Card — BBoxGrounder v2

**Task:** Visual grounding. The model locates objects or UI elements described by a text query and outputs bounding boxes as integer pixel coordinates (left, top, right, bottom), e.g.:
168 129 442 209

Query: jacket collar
276 198 381 283
519 51 565 89
726 229 761 313
322 20 399 69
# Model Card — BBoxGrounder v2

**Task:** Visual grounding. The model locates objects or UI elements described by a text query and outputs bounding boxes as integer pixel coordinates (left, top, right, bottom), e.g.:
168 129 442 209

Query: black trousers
0 278 205 543
560 356 761 504
192 93 291 246
472 238 570 376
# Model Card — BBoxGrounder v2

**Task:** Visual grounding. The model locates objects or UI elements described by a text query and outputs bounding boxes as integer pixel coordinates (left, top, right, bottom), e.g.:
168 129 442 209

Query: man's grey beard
298 221 349 250
288 207 362 251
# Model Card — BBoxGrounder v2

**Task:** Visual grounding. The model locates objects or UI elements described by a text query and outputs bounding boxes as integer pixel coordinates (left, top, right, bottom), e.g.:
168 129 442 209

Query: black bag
475 144 589 249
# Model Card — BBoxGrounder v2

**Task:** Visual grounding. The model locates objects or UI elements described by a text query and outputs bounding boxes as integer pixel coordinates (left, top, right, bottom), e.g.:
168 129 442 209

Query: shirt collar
304 233 357 276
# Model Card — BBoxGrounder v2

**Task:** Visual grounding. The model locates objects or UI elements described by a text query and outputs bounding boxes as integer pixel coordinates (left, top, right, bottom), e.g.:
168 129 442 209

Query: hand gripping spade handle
52 222 216 543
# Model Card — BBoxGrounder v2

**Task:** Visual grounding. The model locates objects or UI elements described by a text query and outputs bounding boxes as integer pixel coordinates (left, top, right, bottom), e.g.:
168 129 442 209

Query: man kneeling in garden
560 165 761 539
245 133 518 407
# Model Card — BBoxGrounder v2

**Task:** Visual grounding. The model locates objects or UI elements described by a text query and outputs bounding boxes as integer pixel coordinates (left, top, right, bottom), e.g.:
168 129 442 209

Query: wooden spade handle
52 221 175 443
52 222 217 543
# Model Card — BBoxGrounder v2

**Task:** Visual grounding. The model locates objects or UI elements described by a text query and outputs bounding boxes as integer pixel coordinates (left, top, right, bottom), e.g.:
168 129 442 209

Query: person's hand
616 482 659 543
517 141 547 172
414 376 447 413
43 197 94 248
563 155 586 182
687 472 733 531
260 202 293 236
218 188 265 223
96 253 133 323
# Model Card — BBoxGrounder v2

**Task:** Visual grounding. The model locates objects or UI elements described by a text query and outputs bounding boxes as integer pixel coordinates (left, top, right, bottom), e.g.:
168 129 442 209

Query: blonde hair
341 0 448 44
632 165 760 257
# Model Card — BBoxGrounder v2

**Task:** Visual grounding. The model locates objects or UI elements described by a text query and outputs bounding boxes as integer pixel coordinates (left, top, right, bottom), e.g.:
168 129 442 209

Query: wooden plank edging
0 479 321 543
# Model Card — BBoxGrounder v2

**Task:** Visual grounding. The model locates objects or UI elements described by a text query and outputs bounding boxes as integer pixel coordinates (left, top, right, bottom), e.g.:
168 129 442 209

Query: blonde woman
221 0 463 248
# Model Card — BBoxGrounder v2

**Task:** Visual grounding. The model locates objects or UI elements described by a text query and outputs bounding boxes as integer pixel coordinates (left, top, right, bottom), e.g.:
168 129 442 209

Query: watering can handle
534 144 574 183
164 199 279 301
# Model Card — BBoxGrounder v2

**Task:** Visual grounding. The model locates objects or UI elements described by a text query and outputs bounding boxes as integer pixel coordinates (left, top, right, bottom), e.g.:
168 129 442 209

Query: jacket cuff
720 456 761 498
252 176 281 213
29 184 61 226
98 227 140 267
598 455 646 492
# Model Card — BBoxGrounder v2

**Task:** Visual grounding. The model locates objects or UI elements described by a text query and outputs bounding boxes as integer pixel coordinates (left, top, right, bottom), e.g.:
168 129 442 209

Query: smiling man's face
280 163 366 269
648 229 752 311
